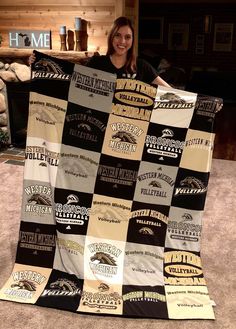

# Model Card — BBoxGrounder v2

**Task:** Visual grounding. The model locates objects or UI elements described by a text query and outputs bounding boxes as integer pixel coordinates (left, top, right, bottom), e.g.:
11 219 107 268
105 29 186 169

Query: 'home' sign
9 30 51 49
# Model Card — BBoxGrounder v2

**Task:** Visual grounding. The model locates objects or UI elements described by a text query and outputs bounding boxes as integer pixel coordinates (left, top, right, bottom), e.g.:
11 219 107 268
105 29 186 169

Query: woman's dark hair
106 16 136 73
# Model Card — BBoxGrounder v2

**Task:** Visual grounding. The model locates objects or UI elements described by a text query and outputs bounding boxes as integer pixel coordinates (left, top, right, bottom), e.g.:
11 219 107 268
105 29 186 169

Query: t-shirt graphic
143 123 187 166
122 285 168 318
68 63 116 112
134 162 178 206
127 201 169 247
171 169 209 211
16 221 56 268
21 179 54 225
55 144 100 193
36 269 83 311
54 187 92 235
62 103 109 152
94 154 140 200
102 114 148 160
152 86 196 128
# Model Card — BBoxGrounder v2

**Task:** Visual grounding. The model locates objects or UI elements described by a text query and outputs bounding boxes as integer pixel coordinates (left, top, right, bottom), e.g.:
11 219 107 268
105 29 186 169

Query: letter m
31 33 43 47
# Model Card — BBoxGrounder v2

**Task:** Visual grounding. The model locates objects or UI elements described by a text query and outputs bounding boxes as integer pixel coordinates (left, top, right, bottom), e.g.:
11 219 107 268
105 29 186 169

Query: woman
87 16 170 87
28 16 170 87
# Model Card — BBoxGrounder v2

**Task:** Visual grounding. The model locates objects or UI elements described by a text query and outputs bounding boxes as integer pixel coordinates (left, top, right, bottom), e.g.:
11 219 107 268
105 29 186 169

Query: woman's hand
28 53 36 66
152 76 171 88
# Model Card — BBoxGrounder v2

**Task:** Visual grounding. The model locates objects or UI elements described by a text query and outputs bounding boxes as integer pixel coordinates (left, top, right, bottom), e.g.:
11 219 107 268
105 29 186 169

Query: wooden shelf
0 48 96 63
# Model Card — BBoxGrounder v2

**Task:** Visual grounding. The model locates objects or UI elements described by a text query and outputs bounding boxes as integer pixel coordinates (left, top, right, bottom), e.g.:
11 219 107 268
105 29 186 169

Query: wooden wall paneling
0 1 139 53
123 0 139 53
115 0 125 17
0 0 115 5
0 0 120 53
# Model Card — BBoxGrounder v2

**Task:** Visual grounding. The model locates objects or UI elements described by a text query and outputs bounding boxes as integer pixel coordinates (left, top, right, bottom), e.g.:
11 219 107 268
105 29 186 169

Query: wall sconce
204 15 212 33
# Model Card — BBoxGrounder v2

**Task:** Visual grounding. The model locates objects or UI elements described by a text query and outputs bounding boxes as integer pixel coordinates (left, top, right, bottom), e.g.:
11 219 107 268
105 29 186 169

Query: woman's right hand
28 53 36 66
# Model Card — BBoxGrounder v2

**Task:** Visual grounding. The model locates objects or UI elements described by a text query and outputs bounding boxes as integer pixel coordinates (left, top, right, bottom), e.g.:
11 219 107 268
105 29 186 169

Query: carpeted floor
0 158 235 329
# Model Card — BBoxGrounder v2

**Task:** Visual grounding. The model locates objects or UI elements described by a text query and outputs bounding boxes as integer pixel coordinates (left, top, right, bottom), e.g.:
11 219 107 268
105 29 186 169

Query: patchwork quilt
0 51 223 319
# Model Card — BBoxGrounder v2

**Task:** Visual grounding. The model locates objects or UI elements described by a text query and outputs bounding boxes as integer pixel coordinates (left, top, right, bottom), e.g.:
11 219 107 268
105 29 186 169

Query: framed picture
195 34 205 55
213 23 234 51
139 17 164 44
168 23 189 51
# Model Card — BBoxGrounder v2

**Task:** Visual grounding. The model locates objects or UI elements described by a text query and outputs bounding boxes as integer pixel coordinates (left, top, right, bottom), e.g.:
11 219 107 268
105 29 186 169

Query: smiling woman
86 16 170 87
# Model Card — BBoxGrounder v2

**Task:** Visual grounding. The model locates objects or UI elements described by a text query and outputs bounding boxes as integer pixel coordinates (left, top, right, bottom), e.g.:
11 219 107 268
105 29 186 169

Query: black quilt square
16 221 56 268
62 103 109 152
54 187 93 235
122 285 168 318
36 269 83 311
171 168 210 211
142 122 187 166
94 154 140 200
127 201 169 246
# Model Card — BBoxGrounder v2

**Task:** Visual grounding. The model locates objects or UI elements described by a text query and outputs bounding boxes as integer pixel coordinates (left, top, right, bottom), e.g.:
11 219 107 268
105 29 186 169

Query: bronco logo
90 252 117 266
174 176 207 196
98 283 110 292
161 128 174 138
149 180 162 188
160 92 186 104
77 123 91 131
66 194 79 205
50 279 78 292
180 177 205 189
112 131 137 144
139 227 154 235
35 58 64 74
182 213 193 221
11 280 36 291
27 193 52 206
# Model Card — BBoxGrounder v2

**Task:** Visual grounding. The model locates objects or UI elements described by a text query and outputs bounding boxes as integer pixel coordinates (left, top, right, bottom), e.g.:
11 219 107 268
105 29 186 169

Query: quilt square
127 201 169 247
134 161 178 206
54 187 92 235
123 242 164 286
24 136 60 187
21 179 54 225
87 194 131 241
171 169 209 211
55 144 100 193
164 248 205 286
122 285 168 318
102 114 149 160
53 232 85 278
68 63 116 112
27 92 67 143
84 236 125 285
166 206 203 252
62 103 109 152
189 94 222 133
142 122 187 166
0 263 51 304
94 154 140 200
78 279 123 315
15 221 56 268
165 285 215 319
151 86 196 128
31 50 74 100
36 269 83 311
180 129 215 172
112 78 156 122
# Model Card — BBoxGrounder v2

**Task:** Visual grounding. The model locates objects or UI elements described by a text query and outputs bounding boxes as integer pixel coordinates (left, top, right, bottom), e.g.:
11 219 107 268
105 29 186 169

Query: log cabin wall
0 0 138 55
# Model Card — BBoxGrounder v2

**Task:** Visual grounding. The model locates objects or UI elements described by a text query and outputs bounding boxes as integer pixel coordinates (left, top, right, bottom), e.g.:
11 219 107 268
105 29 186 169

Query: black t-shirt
86 55 158 84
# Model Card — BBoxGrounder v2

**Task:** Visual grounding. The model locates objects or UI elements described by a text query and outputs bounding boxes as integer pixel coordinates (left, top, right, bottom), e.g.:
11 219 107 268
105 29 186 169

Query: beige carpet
0 158 235 329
